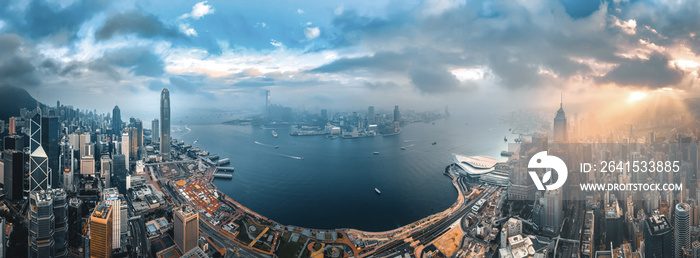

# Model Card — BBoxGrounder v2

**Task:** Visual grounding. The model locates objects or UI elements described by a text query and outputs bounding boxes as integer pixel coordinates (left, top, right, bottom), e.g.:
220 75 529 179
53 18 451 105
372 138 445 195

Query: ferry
272 130 278 137
432 142 437 145
375 188 381 194
373 152 380 155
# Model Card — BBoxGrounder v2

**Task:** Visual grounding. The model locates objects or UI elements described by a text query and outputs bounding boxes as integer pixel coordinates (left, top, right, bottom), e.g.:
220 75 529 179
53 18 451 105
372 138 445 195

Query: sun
627 91 648 103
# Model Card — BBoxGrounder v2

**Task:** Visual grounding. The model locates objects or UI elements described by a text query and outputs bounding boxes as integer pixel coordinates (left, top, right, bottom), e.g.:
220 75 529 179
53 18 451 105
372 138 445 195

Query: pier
213 173 233 179
216 167 235 172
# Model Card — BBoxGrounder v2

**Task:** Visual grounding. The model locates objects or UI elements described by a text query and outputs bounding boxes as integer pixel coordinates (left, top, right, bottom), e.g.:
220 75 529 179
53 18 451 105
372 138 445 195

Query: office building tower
29 112 41 153
605 195 624 248
80 155 94 176
553 95 567 143
121 132 129 166
102 188 121 250
393 105 400 122
151 119 159 143
112 106 121 139
3 134 23 151
174 206 199 254
30 146 50 193
135 119 143 149
645 214 674 258
28 190 55 258
505 218 522 236
59 142 74 192
53 189 68 257
100 156 112 184
68 133 80 154
67 198 83 249
79 133 90 157
90 202 113 258
127 127 137 160
676 203 691 258
0 217 5 258
368 106 375 124
543 189 562 234
181 247 207 258
41 116 59 188
2 150 23 200
265 89 270 119
8 117 15 135
112 155 127 194
160 88 171 160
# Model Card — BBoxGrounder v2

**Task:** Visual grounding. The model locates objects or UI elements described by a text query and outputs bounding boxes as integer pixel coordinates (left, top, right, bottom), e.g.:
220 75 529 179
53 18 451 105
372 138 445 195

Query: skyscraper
368 106 375 124
160 88 171 160
112 105 121 139
135 119 143 148
645 214 674 258
90 202 113 258
151 119 159 143
3 150 24 201
29 111 41 153
112 155 127 194
121 132 129 167
30 146 50 193
8 116 15 135
174 206 199 254
128 127 137 160
553 95 567 143
102 188 121 250
393 105 400 122
3 134 24 151
41 116 59 189
676 203 691 258
28 190 55 258
67 198 83 249
53 189 68 258
101 156 112 187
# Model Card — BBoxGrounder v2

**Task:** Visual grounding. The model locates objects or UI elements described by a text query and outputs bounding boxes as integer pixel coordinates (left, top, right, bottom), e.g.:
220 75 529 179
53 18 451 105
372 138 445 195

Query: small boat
272 130 278 137
432 142 437 145
275 146 279 149
504 136 508 142
432 122 435 125
300 157 304 160
373 152 380 155
375 188 381 194
400 147 406 150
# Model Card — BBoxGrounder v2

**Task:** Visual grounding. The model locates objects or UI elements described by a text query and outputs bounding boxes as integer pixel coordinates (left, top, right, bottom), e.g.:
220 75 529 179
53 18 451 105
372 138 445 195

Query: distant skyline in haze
1 0 699 119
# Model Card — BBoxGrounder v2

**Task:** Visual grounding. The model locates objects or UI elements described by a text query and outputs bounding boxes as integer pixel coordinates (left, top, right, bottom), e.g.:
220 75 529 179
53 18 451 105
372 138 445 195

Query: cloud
96 11 182 41
304 27 320 40
597 53 684 88
409 66 466 94
270 39 283 47
179 23 198 36
0 34 41 87
179 1 215 20
297 9 305 14
233 77 275 87
149 76 214 99
87 47 165 81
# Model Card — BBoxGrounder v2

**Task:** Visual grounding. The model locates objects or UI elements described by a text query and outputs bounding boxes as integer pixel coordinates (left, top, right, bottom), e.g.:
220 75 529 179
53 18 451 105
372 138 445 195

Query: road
199 218 270 258
369 184 498 257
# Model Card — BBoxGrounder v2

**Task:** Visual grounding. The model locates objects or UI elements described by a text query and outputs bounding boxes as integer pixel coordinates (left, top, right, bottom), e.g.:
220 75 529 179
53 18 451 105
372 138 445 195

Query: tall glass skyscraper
160 88 171 160
41 116 59 188
553 96 567 143
112 105 121 139
676 203 691 258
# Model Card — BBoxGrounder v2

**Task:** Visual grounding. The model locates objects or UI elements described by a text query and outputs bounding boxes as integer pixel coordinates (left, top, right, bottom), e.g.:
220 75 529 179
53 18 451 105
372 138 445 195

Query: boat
275 146 279 149
373 152 380 155
375 188 381 194
400 147 406 150
272 130 278 137
432 142 437 145
504 136 508 142
501 151 514 157
300 157 304 160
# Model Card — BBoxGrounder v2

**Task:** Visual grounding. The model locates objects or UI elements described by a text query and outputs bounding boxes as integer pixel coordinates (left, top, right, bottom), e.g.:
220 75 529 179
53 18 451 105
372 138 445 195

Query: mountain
0 85 43 122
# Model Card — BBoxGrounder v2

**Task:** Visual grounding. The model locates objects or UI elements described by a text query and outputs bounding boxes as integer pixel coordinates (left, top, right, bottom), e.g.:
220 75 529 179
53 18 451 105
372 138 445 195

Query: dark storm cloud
0 34 41 87
0 0 109 42
597 53 684 88
89 47 165 80
96 11 182 41
409 67 463 94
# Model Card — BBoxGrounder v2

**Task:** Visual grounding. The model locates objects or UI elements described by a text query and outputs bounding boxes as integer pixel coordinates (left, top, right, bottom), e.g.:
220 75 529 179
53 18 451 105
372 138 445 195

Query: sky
1 0 700 119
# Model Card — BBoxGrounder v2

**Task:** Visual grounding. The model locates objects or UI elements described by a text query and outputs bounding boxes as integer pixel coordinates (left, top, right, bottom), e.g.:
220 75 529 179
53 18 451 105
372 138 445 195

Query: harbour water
172 113 516 231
